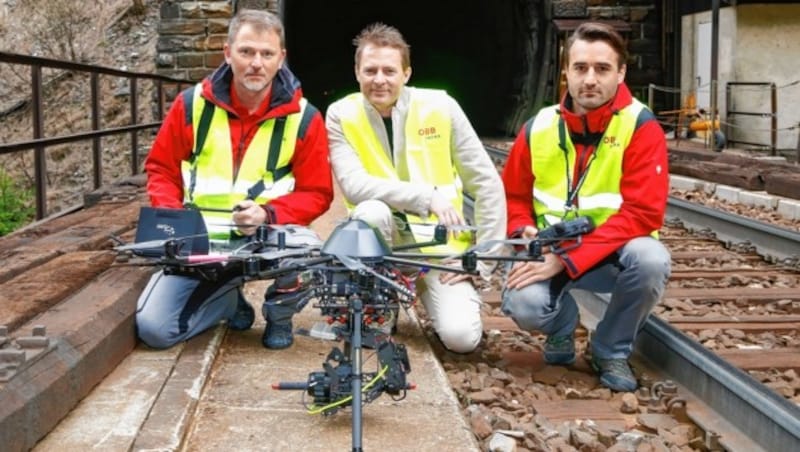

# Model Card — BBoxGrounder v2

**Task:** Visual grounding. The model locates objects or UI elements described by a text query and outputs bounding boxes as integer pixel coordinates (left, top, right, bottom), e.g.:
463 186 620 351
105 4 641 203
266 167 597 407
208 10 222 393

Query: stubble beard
242 79 269 93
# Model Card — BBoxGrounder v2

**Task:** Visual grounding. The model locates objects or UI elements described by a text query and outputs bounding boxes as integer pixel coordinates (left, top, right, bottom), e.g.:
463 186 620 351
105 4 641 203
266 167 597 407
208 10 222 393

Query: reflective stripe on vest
338 89 470 253
182 86 304 241
528 100 645 230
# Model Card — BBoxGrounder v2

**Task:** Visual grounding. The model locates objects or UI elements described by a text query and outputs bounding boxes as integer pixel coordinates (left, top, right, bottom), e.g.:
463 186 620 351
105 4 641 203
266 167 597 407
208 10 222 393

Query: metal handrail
0 51 193 219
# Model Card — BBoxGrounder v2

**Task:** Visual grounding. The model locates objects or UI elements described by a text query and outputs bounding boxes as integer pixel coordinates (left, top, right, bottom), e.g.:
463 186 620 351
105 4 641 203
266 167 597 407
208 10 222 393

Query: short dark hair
566 22 627 67
228 9 285 48
353 23 411 70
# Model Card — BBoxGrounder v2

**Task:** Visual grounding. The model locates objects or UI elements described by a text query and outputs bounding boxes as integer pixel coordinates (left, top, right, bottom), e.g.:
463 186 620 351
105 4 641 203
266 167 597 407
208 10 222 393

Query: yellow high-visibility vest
528 99 657 238
182 86 307 241
338 89 471 253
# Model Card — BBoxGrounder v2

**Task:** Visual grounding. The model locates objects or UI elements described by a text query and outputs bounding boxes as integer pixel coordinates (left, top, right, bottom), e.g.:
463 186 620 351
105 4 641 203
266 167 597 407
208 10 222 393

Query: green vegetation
0 170 34 236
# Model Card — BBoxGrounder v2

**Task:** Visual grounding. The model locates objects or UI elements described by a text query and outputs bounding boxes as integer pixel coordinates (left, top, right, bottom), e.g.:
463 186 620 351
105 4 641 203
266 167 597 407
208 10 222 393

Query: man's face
224 24 286 95
565 39 626 114
355 44 411 117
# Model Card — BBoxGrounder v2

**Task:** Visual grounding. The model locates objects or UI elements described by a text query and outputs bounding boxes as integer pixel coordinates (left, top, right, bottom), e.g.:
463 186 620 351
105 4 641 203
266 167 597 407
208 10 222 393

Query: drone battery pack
133 207 209 257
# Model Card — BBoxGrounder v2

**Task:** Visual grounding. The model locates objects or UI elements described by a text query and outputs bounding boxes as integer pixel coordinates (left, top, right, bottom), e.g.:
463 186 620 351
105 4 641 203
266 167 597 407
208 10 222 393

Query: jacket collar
559 83 633 134
200 63 303 120
360 86 414 118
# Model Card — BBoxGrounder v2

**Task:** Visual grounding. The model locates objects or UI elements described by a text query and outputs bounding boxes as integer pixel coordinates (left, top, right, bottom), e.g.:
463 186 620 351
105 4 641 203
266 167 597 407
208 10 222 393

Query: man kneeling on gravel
500 22 671 392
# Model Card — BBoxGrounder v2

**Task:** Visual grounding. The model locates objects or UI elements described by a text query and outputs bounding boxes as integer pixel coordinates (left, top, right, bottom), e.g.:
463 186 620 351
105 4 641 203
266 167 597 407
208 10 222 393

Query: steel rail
577 290 800 452
638 316 800 451
666 196 800 263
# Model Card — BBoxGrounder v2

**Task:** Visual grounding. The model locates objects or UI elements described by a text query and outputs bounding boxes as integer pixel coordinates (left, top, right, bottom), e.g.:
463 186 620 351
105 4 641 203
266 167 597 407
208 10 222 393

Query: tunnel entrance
283 0 544 136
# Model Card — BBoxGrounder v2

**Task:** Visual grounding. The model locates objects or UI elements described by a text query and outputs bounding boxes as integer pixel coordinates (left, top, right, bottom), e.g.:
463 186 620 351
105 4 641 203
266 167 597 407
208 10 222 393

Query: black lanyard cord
558 117 602 215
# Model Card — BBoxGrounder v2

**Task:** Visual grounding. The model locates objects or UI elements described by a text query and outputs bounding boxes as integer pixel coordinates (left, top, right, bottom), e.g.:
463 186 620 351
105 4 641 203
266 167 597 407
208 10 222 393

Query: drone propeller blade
443 224 480 232
206 221 262 229
405 222 482 233
335 253 367 271
115 239 171 251
249 248 314 261
466 238 528 254
114 233 210 253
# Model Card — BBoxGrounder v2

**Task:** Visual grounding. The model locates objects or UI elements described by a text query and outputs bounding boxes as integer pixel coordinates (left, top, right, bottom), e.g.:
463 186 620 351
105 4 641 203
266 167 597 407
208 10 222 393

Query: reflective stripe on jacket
337 89 470 253
182 85 306 240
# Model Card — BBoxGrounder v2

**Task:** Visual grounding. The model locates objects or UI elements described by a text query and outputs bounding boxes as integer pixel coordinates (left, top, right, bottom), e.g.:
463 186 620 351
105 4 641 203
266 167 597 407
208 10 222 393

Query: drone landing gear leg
350 297 364 452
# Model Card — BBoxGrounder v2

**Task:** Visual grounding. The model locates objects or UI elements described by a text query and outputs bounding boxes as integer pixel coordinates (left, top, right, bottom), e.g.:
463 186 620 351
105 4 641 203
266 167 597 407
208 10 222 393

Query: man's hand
505 252 564 290
232 200 267 236
520 225 538 240
429 188 464 238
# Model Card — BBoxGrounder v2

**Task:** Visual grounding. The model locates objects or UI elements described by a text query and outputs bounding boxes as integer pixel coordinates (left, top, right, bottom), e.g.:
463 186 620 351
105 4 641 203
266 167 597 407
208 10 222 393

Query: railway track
439 142 800 450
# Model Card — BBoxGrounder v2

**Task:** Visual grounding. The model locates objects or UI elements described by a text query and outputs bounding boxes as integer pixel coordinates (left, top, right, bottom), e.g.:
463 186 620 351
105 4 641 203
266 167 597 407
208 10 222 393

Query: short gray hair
227 9 285 48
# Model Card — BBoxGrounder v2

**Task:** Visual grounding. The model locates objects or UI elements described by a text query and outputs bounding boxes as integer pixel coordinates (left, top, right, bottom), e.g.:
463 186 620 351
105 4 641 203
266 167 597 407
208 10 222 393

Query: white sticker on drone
156 223 176 236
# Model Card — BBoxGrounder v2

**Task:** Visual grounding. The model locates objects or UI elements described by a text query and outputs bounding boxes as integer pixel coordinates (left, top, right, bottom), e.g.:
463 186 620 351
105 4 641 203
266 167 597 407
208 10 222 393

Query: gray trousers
501 237 671 360
136 226 321 349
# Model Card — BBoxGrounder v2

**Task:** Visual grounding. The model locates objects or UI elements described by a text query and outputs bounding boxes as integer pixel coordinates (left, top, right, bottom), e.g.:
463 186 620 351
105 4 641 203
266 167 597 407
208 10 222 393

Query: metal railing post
156 80 164 121
90 73 102 189
770 83 777 156
130 77 139 175
31 65 46 220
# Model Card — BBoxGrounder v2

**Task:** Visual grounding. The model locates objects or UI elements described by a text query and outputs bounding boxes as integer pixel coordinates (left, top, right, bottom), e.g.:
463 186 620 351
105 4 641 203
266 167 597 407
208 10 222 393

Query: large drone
115 212 594 452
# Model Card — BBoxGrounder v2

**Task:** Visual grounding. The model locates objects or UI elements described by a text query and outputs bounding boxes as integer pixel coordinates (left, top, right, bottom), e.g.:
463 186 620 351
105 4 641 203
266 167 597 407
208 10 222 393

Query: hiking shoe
228 294 255 331
262 321 294 349
543 334 576 365
591 357 637 392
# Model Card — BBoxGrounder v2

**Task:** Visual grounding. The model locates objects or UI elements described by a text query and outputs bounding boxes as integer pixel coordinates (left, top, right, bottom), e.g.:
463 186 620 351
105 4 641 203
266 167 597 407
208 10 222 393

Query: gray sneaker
591 357 637 392
543 334 575 365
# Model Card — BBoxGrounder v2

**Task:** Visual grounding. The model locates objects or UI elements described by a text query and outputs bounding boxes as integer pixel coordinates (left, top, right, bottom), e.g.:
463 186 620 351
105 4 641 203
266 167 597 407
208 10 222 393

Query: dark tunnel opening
284 0 544 136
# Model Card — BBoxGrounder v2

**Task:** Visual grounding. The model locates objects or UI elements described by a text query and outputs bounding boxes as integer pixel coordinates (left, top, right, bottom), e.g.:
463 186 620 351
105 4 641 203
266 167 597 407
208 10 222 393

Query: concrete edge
132 323 227 451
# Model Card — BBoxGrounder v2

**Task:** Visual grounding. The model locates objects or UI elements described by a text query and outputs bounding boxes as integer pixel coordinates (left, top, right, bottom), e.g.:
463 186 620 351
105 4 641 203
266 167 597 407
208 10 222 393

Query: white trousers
351 200 483 353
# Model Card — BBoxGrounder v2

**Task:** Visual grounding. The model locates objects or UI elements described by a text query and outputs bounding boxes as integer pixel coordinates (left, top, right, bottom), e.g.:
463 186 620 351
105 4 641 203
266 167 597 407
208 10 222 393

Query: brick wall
156 1 279 83
552 0 663 100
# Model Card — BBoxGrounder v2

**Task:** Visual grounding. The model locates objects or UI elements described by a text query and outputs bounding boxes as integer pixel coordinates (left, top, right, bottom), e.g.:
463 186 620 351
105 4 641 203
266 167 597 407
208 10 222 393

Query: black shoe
262 321 294 349
228 294 255 331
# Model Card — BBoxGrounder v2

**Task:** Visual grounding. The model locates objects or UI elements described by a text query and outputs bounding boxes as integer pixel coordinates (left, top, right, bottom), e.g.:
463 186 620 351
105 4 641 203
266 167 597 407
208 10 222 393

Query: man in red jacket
137 9 332 350
501 22 671 392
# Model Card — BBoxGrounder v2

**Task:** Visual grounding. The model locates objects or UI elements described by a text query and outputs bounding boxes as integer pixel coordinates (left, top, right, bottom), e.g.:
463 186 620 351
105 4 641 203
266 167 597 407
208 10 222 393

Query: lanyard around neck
557 117 601 216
